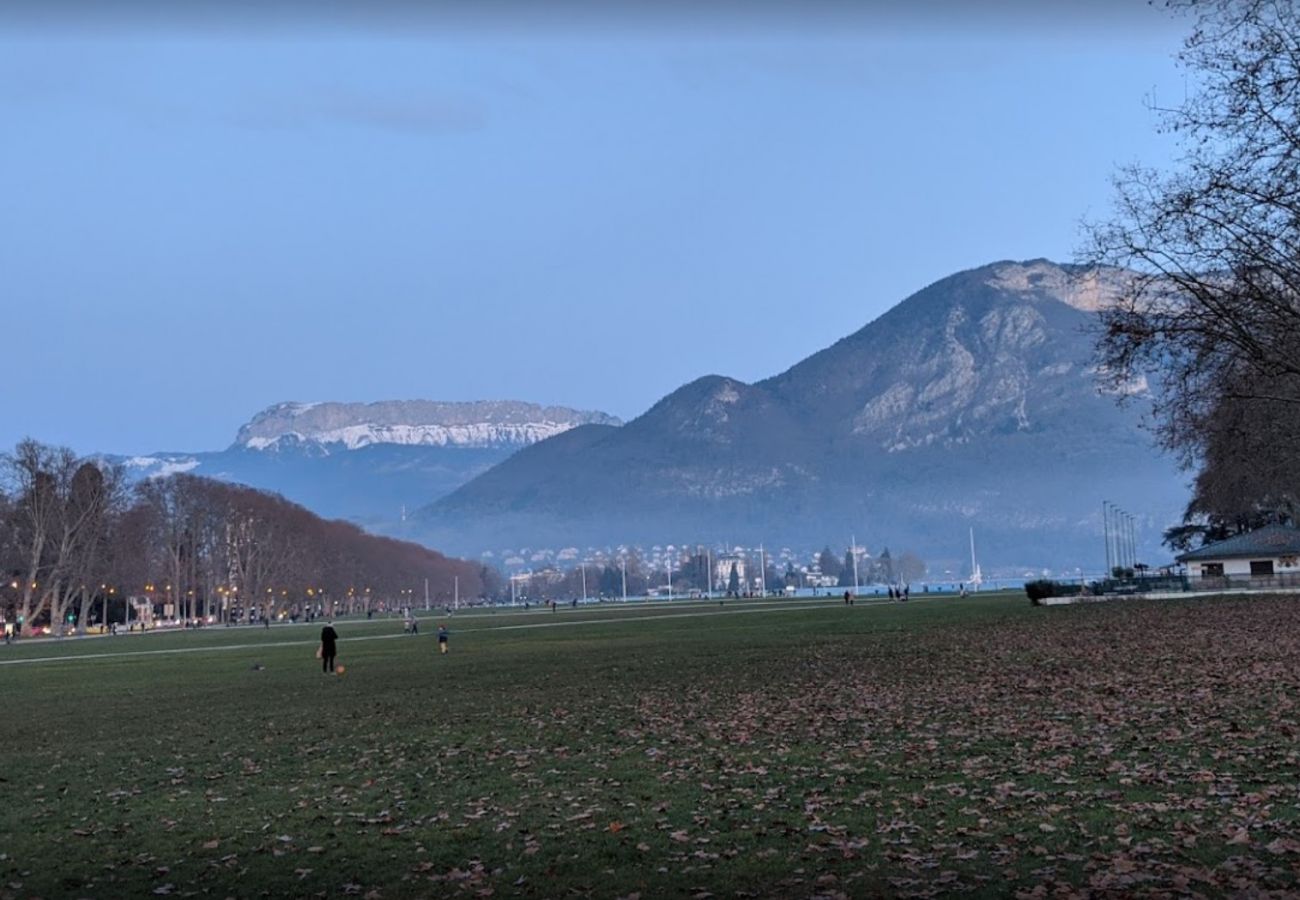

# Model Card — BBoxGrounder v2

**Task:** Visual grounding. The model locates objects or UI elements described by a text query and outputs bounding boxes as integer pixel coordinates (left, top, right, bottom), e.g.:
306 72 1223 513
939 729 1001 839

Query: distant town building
713 554 747 592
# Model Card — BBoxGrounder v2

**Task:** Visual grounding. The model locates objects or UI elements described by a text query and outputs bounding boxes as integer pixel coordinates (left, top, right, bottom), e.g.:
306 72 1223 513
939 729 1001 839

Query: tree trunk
48 580 72 637
17 535 44 637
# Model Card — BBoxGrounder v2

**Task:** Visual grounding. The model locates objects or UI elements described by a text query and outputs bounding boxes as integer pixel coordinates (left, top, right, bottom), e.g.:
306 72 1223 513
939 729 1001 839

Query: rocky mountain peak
767 258 1144 453
982 259 1131 313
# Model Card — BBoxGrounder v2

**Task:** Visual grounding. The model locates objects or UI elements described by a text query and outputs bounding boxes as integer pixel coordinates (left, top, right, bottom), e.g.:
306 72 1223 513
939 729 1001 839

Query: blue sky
0 5 1189 455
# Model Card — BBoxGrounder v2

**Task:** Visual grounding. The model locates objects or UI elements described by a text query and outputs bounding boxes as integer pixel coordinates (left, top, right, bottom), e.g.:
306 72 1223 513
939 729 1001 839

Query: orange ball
336 665 346 675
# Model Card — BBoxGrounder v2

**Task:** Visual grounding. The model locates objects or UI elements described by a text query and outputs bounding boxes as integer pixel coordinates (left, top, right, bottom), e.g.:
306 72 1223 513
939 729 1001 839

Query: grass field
3 591 1300 898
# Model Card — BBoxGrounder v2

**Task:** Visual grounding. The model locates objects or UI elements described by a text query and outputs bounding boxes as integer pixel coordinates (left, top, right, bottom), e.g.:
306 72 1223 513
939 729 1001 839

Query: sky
0 2 1191 456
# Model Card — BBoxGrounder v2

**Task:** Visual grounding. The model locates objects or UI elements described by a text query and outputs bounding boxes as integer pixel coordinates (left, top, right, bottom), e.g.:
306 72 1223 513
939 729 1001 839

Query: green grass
4 592 1300 897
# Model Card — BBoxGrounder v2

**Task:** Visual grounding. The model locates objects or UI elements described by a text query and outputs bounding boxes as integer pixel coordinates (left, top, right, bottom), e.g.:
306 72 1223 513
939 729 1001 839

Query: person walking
437 624 449 655
320 621 338 674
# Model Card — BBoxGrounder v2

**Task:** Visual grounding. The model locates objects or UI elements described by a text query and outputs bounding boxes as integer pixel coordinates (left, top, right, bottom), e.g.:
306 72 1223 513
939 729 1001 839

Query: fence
1100 572 1300 595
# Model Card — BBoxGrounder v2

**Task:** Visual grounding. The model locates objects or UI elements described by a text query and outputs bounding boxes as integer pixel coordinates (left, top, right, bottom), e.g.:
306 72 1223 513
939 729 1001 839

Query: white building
714 554 747 592
1175 524 1300 579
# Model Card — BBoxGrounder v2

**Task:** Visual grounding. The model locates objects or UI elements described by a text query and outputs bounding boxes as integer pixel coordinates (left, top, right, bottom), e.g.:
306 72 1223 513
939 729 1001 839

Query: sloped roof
1176 524 1300 563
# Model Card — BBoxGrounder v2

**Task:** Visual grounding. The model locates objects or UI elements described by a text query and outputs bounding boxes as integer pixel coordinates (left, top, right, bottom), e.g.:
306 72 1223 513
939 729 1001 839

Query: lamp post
1102 501 1112 577
705 547 712 600
1128 514 1138 571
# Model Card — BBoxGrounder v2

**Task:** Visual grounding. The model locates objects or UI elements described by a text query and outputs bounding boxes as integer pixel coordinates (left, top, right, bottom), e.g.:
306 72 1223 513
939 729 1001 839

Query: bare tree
1084 0 1300 538
46 461 126 635
137 475 211 623
1 440 66 633
0 442 122 635
102 500 155 625
0 490 17 623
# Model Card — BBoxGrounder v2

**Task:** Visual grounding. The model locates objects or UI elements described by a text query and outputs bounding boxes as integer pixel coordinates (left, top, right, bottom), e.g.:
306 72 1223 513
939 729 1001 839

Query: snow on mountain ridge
234 400 622 451
122 455 202 478
244 421 595 451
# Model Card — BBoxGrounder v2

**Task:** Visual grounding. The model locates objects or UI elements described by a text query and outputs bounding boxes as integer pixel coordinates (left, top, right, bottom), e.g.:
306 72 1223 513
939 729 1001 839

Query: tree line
0 439 482 635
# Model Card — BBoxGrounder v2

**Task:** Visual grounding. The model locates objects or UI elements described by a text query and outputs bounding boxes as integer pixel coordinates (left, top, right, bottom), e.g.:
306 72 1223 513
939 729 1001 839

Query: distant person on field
320 621 338 674
437 624 449 655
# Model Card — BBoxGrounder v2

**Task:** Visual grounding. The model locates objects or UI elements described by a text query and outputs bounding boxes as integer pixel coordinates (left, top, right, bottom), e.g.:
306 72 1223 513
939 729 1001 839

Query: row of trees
0 439 482 634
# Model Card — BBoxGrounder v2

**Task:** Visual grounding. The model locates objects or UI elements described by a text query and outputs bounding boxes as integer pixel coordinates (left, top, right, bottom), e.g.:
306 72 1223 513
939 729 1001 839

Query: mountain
233 400 620 451
414 260 1187 571
121 401 621 526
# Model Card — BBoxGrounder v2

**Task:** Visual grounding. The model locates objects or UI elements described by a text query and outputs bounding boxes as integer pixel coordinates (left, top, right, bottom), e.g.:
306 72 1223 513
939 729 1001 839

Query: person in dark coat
320 622 338 674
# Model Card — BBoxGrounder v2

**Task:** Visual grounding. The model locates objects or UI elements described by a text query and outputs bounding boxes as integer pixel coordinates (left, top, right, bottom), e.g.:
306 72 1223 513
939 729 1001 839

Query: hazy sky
1 3 1189 455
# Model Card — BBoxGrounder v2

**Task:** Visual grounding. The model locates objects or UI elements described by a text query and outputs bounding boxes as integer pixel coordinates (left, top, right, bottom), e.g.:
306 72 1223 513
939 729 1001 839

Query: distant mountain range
121 401 621 525
117 260 1189 572
408 260 1188 570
